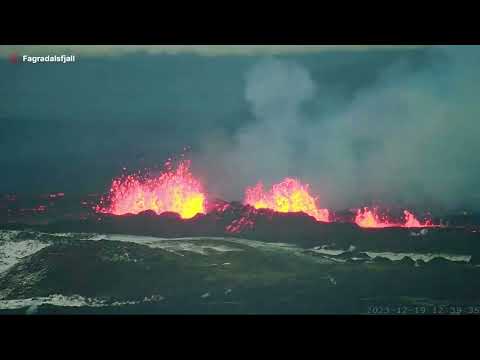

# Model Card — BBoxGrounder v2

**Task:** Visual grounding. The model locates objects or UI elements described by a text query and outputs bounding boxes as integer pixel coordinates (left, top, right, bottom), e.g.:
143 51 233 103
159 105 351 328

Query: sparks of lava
226 216 255 234
96 160 206 219
244 178 330 222
355 207 436 228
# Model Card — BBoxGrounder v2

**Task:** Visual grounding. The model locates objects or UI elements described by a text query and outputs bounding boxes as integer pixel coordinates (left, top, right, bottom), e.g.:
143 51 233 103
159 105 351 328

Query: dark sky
1 46 477 210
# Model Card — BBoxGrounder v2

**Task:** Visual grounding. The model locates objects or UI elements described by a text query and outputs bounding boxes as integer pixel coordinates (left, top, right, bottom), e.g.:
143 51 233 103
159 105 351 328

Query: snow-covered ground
0 294 164 311
99 234 246 256
0 239 50 274
309 247 471 263
364 251 471 263
0 229 475 311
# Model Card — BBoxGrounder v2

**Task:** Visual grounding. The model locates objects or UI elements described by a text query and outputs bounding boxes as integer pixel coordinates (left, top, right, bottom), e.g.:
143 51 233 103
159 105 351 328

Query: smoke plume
194 46 480 211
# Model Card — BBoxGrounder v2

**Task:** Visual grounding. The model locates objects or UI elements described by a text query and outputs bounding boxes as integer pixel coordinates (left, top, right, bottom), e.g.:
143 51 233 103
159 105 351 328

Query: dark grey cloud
2 46 477 211
0 45 426 58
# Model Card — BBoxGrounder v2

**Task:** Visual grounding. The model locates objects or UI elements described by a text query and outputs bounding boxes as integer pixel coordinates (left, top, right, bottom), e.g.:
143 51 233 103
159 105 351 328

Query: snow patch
0 294 165 310
365 251 470 263
0 239 50 274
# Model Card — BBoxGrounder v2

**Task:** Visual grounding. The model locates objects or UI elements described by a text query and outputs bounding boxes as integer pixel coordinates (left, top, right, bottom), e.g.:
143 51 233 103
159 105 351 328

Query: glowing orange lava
244 178 330 222
96 160 206 219
355 207 436 228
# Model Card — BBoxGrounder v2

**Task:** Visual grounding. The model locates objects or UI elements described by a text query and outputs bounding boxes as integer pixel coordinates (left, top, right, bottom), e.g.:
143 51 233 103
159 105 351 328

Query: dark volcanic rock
36 203 363 247
398 256 416 266
415 259 426 267
13 200 480 254
371 256 392 264
469 254 480 265
137 210 165 218
427 257 454 267
2 229 480 314
0 239 218 300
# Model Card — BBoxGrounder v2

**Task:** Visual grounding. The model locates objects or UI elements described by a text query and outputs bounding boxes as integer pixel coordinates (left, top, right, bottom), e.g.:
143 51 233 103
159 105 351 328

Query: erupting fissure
95 160 206 219
355 207 436 228
94 157 442 229
244 178 330 222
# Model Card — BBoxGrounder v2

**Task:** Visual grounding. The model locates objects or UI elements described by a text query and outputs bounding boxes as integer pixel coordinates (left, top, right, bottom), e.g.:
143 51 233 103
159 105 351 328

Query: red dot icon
8 53 18 64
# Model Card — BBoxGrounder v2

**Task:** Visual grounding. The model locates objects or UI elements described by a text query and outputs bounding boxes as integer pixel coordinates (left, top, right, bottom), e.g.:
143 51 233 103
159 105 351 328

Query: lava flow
244 178 330 222
96 160 206 219
355 207 436 228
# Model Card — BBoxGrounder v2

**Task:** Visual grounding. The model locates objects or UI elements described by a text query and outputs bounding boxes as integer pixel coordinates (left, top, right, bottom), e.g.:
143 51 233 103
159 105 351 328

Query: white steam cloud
195 45 480 211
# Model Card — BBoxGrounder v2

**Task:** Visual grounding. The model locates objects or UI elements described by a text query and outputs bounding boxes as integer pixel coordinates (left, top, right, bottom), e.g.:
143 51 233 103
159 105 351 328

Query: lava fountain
96 160 206 219
244 178 330 222
355 207 436 228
